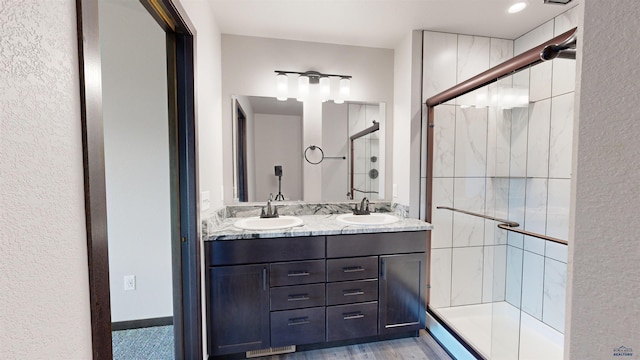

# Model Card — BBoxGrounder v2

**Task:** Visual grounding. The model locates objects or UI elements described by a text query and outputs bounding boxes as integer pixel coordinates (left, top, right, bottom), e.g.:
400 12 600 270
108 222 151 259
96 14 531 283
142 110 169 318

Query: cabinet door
378 254 425 335
209 264 269 355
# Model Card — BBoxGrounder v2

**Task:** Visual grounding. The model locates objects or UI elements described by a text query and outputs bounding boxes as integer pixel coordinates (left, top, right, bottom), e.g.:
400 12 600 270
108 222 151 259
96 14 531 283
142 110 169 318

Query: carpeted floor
112 325 174 360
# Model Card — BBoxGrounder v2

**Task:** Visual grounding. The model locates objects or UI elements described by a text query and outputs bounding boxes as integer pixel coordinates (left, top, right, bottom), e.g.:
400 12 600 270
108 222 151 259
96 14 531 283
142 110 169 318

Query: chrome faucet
260 195 279 218
352 197 371 215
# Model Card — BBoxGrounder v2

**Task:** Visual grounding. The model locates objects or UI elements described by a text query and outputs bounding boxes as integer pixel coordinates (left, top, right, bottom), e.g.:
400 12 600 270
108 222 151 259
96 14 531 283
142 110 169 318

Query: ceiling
207 0 577 49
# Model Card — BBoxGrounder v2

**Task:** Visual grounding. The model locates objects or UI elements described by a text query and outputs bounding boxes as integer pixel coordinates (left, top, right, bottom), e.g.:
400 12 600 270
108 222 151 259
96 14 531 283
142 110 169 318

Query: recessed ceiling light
508 1 528 13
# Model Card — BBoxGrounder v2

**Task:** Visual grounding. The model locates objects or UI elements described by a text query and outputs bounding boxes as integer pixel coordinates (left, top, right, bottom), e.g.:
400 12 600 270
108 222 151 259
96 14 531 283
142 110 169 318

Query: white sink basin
234 216 304 231
336 213 399 226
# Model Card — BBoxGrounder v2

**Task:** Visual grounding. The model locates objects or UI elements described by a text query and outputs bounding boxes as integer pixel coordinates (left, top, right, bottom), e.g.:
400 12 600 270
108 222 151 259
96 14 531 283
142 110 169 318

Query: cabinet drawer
207 236 325 265
327 256 378 282
270 260 325 286
270 283 326 311
327 232 426 258
326 302 378 342
326 279 378 306
270 307 326 347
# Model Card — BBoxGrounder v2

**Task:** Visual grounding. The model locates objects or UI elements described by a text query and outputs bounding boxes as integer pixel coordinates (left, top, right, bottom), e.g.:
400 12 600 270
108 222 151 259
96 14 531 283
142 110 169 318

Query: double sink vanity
203 202 432 358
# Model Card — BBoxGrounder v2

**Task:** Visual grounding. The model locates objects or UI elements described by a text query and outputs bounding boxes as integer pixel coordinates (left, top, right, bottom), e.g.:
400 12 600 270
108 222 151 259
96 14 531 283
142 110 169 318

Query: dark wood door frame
75 0 202 359
235 101 248 202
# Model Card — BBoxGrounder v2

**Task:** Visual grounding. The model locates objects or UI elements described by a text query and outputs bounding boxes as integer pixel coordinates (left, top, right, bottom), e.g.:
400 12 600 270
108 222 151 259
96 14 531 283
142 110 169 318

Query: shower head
541 32 577 60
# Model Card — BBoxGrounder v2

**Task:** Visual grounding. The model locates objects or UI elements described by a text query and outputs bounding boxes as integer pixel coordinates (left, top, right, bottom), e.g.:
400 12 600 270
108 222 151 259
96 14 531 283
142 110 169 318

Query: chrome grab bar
436 206 519 227
497 224 568 246
436 206 568 246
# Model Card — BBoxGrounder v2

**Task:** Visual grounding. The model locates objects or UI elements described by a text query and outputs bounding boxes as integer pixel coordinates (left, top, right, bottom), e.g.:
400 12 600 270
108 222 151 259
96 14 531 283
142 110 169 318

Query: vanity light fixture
274 70 352 103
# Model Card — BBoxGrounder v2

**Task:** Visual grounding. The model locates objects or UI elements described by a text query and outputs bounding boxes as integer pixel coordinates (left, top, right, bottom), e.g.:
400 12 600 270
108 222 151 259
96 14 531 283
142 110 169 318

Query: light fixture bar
275 70 352 103
274 70 352 79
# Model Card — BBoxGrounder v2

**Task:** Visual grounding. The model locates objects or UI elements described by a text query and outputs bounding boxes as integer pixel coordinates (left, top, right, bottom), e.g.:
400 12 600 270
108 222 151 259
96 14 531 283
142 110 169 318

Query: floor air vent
246 345 296 358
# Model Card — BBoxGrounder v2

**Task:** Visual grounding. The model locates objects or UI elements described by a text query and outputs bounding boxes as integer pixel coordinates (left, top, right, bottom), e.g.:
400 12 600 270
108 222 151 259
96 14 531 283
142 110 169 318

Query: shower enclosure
350 120 381 201
425 28 575 359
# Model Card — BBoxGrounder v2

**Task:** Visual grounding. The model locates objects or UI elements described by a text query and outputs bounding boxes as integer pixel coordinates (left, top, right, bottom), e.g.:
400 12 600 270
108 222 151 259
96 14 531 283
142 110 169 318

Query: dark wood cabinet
208 264 270 356
205 231 427 358
378 253 425 334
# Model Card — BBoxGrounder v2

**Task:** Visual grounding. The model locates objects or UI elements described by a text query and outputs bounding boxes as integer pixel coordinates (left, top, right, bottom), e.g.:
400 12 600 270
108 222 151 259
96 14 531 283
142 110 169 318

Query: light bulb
297 75 309 102
276 73 288 101
319 76 330 102
339 77 350 99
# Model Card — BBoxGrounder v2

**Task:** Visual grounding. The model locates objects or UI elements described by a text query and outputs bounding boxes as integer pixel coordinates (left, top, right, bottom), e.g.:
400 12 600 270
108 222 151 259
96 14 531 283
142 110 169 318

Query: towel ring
304 145 324 165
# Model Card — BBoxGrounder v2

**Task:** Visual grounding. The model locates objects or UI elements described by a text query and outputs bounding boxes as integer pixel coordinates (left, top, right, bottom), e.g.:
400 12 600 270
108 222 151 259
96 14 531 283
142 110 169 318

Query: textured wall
567 1 640 358
0 0 92 358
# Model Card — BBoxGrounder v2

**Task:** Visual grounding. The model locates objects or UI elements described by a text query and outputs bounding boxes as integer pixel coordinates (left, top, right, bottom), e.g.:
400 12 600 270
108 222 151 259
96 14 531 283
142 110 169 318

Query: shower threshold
431 302 563 360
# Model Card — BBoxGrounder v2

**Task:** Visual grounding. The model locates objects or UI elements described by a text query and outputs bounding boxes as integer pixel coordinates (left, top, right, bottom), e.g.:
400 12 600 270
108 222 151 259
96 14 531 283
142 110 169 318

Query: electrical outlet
201 191 211 211
124 275 136 291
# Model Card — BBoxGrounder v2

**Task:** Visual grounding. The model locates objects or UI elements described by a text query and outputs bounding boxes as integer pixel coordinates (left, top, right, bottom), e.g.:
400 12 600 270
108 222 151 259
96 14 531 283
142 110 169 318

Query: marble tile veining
204 202 430 241
451 246 484 306
543 258 567 333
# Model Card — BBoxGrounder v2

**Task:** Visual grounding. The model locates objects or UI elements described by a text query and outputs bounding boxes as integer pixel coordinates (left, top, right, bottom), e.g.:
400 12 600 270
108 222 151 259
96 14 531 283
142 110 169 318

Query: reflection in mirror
232 96 303 202
350 120 380 201
232 96 385 203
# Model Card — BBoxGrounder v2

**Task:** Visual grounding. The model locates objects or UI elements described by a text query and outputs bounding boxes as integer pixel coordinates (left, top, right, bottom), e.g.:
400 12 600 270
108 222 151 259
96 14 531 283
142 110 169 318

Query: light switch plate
124 275 136 291
201 191 211 211
393 184 398 197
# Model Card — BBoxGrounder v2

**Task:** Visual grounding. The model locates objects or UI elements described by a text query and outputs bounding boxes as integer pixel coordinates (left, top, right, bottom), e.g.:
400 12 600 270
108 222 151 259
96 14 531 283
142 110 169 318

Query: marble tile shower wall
425 6 579 334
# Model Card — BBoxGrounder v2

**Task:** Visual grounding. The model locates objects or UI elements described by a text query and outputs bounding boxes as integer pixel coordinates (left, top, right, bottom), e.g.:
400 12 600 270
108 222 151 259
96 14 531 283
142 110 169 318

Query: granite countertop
205 213 433 241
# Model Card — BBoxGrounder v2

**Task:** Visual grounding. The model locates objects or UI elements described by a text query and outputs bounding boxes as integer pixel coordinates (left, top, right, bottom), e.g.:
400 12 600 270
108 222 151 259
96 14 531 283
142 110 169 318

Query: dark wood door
209 264 269 355
378 253 425 335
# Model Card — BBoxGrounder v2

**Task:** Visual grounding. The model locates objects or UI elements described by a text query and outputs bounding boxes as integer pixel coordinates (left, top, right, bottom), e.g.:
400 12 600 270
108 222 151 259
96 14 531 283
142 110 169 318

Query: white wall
322 102 349 201
178 0 224 215
253 114 303 201
567 1 640 358
100 0 173 322
221 35 394 203
392 32 413 208
0 0 93 358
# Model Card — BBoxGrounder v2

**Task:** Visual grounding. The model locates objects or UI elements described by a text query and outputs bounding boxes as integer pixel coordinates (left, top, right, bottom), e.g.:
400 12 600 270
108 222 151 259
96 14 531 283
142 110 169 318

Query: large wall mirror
231 95 386 203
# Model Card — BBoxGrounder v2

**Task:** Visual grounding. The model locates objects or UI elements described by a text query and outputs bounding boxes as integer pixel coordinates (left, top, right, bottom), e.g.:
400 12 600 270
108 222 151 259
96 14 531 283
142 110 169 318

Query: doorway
76 0 201 359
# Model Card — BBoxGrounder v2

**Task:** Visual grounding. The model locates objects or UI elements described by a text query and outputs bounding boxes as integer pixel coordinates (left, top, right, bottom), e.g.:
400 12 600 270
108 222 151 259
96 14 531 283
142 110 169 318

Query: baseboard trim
112 316 173 331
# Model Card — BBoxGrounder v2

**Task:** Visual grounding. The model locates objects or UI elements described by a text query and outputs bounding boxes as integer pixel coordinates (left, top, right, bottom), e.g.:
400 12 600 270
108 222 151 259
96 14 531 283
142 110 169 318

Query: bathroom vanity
204 209 431 358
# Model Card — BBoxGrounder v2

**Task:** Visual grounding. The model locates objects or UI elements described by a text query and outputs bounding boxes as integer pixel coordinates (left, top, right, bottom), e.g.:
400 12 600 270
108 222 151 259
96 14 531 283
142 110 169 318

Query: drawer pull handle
343 290 365 296
288 317 310 326
287 271 310 277
287 294 310 301
343 312 365 320
342 266 365 273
